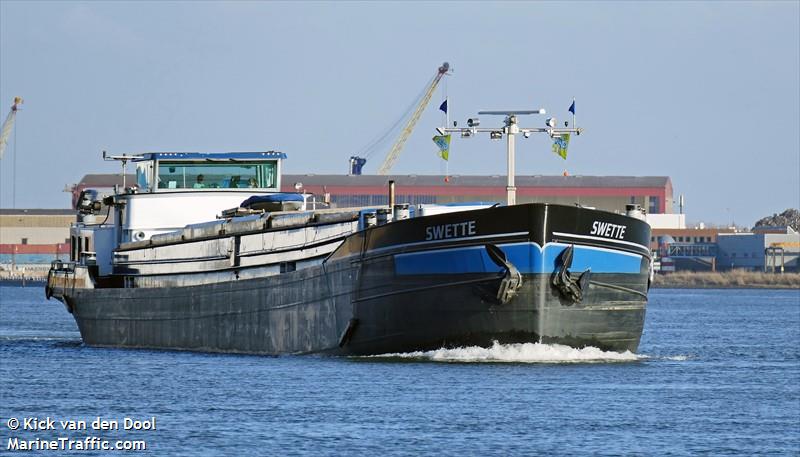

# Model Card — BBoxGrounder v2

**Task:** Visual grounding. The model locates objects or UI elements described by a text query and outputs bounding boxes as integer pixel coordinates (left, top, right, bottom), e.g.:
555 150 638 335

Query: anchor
552 244 591 304
485 244 523 305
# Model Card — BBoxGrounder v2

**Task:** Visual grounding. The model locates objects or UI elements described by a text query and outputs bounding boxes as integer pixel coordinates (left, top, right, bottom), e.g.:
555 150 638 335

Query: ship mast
102 150 145 192
439 109 582 206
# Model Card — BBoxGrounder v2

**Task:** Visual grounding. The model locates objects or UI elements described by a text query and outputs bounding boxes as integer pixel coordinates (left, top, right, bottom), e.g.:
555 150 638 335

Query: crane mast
376 62 449 175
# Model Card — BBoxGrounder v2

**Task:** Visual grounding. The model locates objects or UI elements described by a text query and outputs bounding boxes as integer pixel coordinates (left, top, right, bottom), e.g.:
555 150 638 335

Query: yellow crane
0 97 23 207
350 63 450 175
376 62 449 175
0 96 23 160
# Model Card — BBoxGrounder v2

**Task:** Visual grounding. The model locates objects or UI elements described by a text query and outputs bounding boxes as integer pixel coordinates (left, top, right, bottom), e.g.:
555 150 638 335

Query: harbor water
1 286 798 455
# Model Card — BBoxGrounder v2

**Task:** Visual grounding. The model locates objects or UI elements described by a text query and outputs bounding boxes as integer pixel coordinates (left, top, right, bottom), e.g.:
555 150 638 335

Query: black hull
68 272 645 355
59 203 651 355
344 273 645 355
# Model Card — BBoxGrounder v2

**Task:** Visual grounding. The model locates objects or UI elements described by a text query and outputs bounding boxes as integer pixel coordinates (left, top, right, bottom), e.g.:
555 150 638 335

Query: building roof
78 174 135 188
0 208 75 215
284 174 670 188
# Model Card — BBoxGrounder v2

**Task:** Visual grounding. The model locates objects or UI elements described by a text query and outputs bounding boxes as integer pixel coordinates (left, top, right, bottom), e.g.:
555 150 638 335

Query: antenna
439 104 582 205
103 151 145 191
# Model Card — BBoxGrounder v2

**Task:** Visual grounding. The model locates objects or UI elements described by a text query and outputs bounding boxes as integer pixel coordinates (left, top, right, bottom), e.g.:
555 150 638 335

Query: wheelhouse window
136 161 154 191
156 161 278 190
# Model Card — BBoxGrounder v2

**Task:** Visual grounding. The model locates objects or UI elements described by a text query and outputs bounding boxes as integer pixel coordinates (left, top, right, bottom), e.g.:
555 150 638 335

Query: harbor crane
350 62 450 175
0 97 23 208
0 96 23 160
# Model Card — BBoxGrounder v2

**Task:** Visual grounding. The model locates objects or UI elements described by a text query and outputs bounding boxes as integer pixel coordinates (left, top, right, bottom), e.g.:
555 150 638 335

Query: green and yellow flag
433 134 451 161
552 133 570 160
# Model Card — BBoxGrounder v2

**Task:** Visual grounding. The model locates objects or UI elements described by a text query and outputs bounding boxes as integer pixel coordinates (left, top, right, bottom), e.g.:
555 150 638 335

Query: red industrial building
281 174 673 214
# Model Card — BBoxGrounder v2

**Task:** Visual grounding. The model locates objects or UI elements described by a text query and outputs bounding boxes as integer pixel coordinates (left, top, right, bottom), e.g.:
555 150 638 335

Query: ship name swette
590 221 627 240
425 221 477 241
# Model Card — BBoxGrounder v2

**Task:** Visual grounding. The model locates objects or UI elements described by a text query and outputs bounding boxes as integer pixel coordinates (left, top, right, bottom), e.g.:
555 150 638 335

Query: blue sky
1 1 798 226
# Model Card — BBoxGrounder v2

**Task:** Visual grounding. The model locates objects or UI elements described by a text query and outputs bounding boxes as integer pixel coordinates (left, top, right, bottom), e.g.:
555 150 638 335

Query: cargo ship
45 148 652 355
46 106 653 355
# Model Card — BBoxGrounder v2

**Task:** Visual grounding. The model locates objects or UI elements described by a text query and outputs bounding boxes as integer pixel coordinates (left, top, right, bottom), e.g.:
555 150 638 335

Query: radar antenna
102 150 145 191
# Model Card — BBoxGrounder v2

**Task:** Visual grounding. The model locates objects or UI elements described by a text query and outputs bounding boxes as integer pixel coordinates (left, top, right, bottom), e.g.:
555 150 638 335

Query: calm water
1 286 798 456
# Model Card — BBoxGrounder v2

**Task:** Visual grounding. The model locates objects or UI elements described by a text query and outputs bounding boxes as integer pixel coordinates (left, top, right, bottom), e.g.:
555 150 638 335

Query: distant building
282 174 673 214
650 227 736 251
649 227 737 272
646 213 686 229
0 209 74 266
716 227 800 272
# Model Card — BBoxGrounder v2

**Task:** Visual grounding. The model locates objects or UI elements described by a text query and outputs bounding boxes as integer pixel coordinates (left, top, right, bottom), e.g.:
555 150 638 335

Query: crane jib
376 62 449 175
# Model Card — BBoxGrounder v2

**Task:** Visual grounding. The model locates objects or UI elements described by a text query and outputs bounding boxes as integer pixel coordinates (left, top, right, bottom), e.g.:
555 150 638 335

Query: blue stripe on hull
394 242 643 275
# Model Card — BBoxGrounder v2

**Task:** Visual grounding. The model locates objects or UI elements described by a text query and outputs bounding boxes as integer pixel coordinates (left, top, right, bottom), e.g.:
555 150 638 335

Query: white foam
365 341 642 364
0 330 81 342
662 355 690 361
635 354 691 361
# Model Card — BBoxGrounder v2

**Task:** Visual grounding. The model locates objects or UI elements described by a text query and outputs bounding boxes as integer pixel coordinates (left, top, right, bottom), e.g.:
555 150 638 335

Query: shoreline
651 271 800 289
